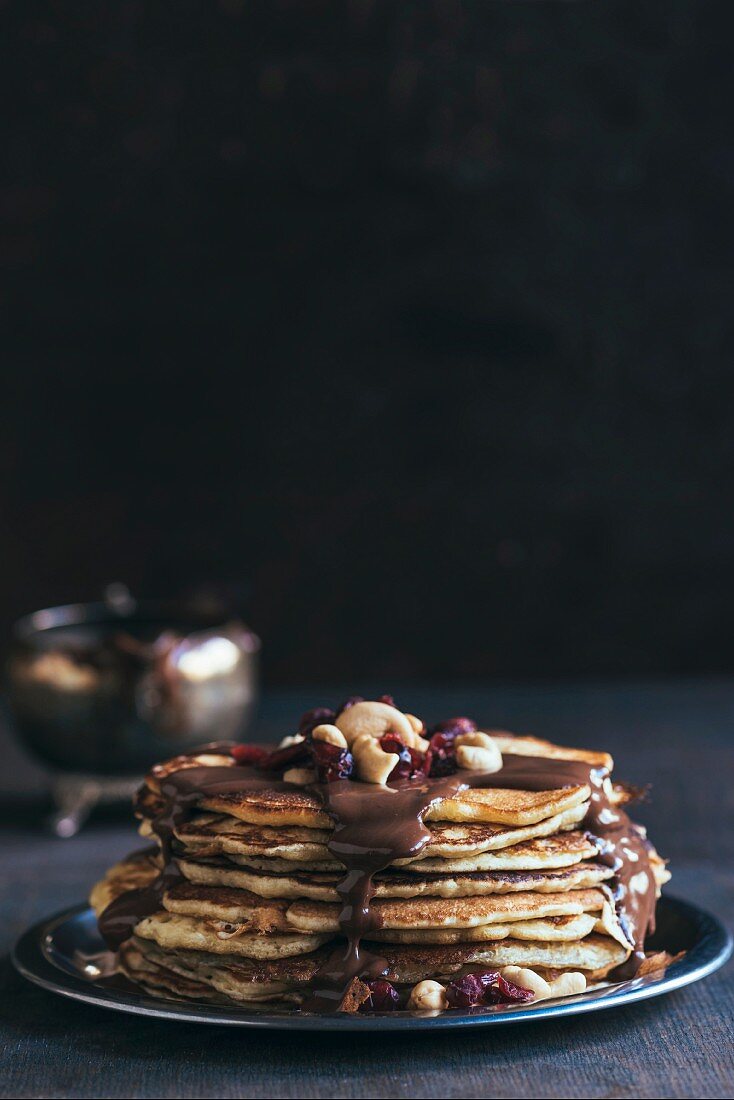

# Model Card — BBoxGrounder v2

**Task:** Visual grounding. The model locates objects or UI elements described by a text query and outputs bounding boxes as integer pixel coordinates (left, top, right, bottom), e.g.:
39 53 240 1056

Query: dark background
2 0 734 685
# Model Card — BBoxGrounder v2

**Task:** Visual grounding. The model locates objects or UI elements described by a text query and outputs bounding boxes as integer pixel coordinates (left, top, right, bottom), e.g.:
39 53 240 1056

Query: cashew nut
405 714 424 734
403 728 430 753
500 966 550 1000
498 967 586 1002
407 979 448 1011
455 731 503 773
283 766 316 786
311 724 348 749
335 700 415 747
547 972 586 998
352 733 399 785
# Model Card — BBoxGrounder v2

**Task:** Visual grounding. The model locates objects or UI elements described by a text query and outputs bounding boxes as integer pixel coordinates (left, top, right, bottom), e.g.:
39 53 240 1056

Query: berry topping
444 969 534 1008
310 738 354 783
361 979 400 1012
380 734 425 780
230 744 269 767
496 974 534 1003
425 731 458 777
429 716 477 740
445 972 495 1008
259 739 311 772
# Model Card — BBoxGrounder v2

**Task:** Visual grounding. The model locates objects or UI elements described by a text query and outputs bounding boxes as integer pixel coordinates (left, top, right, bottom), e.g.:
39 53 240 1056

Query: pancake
368 913 598 943
90 850 159 915
200 782 591 829
140 752 596 830
489 732 613 770
163 882 291 933
430 785 589 826
134 911 330 959
216 830 600 875
119 941 227 1003
130 930 630 994
151 801 588 866
161 887 602 944
176 856 615 901
139 763 633 832
395 830 598 872
94 856 629 956
284 888 609 933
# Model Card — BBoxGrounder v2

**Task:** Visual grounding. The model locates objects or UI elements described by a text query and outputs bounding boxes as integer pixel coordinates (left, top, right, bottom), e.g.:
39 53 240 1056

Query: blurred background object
6 585 259 834
2 0 733 688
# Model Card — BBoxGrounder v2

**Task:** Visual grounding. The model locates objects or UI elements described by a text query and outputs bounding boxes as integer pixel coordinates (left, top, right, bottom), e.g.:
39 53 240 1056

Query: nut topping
311 724 348 749
335 700 416 747
407 980 448 1011
352 733 400 785
455 730 503 773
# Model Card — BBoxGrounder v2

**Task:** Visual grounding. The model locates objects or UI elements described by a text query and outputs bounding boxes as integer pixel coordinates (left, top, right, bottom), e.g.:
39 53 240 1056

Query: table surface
1 679 732 1100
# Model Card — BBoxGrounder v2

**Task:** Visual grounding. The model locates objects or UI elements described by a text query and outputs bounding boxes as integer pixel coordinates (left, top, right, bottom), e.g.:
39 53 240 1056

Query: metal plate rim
12 895 732 1032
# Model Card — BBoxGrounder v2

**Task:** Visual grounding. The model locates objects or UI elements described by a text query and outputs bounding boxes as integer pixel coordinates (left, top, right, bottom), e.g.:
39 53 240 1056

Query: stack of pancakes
91 730 670 1009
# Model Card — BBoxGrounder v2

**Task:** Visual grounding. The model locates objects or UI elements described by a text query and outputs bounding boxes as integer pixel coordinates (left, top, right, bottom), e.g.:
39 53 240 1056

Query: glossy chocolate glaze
98 744 657 1007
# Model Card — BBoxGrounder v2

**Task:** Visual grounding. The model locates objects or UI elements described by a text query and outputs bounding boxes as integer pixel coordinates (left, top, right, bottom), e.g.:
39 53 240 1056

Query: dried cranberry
446 970 500 1008
445 973 487 1008
310 739 354 782
259 740 311 772
380 734 425 780
298 707 336 737
496 974 534 1003
378 694 396 707
428 716 477 740
482 985 505 1004
335 695 364 717
230 744 269 767
425 731 458 777
362 979 399 1012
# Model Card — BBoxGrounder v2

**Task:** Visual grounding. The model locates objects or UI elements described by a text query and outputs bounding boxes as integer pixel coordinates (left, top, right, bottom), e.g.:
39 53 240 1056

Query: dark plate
12 896 732 1032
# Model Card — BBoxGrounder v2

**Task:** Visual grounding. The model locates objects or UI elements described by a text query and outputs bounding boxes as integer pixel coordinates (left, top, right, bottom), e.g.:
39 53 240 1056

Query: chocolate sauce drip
304 773 475 1011
98 745 658 1006
98 763 289 947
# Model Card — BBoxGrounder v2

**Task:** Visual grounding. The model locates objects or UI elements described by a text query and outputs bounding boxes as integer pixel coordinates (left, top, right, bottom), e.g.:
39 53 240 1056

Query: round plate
12 896 732 1032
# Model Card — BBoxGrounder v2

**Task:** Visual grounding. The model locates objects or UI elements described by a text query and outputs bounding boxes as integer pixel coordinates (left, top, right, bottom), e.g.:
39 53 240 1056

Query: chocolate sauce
98 764 292 947
98 744 658 1007
304 773 475 1011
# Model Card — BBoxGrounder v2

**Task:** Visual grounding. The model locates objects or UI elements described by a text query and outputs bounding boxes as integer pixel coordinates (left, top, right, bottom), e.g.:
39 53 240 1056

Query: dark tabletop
1 680 732 1100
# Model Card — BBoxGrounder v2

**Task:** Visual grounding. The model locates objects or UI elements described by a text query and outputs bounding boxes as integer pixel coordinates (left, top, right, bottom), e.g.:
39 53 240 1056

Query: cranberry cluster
231 698 478 785
356 970 533 1013
230 700 358 783
444 970 534 1007
231 731 353 784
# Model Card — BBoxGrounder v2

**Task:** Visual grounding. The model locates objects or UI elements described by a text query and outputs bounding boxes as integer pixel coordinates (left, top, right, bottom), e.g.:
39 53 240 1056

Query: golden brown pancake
161 887 601 944
129 931 630 994
119 941 227 1003
213 830 600 875
284 888 609 933
145 801 588 866
163 882 291 933
139 768 591 830
90 850 159 915
368 912 598 943
489 732 613 770
176 856 614 901
134 912 330 959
